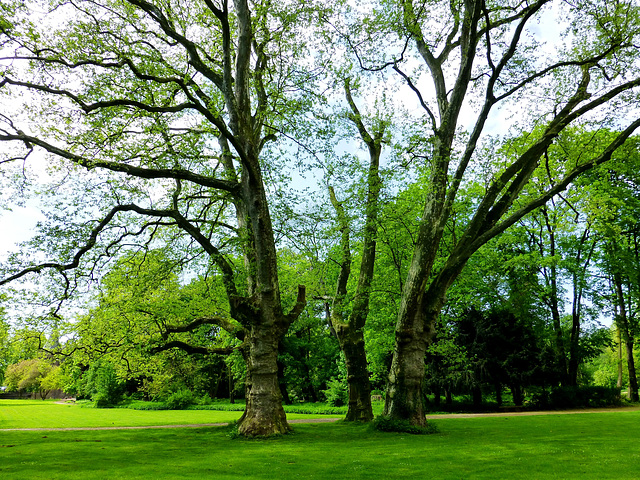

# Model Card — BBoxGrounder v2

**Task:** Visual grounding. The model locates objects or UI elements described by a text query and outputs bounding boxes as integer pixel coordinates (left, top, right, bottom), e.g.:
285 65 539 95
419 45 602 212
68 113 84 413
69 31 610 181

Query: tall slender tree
325 79 386 422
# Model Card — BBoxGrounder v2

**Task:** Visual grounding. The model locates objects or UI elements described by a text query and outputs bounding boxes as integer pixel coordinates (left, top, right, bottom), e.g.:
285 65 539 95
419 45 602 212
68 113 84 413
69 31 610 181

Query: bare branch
0 132 241 195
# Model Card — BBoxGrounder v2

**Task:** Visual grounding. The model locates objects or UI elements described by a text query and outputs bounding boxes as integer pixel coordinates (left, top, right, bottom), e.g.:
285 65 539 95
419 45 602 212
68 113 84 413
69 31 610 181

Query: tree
4 357 63 399
584 153 640 401
66 249 241 401
323 80 386 422
455 308 541 406
347 0 640 425
0 0 317 436
0 310 9 384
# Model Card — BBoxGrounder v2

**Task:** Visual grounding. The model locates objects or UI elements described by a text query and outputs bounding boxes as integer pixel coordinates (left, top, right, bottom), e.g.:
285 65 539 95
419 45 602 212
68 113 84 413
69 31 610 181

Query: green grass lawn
2 400 640 479
0 400 339 429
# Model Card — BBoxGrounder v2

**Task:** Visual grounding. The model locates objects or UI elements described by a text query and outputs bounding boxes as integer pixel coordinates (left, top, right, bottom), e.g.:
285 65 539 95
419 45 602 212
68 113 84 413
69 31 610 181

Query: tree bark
613 271 639 402
541 207 569 384
325 84 384 423
567 231 595 386
238 323 290 436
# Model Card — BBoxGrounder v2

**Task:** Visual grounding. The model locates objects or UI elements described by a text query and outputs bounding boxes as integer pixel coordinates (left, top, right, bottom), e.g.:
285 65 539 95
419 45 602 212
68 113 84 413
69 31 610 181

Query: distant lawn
0 400 337 429
2 401 640 479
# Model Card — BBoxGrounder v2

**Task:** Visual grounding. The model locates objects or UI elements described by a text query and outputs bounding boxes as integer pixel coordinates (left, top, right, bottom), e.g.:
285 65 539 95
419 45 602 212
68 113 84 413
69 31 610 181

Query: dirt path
2 407 639 432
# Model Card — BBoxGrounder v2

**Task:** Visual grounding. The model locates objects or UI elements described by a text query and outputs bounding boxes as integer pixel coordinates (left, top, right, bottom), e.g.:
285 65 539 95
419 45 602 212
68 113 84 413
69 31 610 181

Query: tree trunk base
237 405 290 437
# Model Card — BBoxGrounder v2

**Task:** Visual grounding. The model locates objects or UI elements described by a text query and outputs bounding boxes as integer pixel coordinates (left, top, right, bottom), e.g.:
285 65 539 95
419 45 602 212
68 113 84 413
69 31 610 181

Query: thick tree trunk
337 326 373 422
384 322 430 426
384 294 435 426
233 145 305 435
383 240 441 426
384 258 463 425
238 323 290 436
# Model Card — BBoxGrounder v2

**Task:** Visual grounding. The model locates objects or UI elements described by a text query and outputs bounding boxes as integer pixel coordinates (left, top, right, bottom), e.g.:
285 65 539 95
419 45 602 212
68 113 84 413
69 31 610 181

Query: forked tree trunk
326 86 383 423
384 254 462 425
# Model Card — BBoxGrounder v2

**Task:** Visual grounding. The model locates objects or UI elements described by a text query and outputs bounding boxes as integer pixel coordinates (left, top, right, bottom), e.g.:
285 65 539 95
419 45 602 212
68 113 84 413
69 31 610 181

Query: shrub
549 386 621 408
197 394 213 406
372 416 439 435
83 362 124 408
323 378 348 407
164 388 196 410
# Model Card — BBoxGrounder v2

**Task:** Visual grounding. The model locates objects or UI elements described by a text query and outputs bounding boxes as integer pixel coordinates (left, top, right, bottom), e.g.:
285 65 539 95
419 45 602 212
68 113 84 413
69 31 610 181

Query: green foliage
4 358 63 399
322 378 348 407
371 416 439 435
81 361 124 408
548 386 622 409
164 388 196 410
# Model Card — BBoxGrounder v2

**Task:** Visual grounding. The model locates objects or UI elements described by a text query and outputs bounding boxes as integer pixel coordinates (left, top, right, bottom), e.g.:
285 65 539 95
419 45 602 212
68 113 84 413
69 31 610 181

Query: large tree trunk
336 325 373 421
238 323 290 436
233 143 305 435
384 332 428 425
384 250 464 425
384 286 439 426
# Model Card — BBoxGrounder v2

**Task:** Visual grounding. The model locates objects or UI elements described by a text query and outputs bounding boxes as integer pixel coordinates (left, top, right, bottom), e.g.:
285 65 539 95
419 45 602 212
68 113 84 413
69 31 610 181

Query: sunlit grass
0 400 338 429
2 400 640 479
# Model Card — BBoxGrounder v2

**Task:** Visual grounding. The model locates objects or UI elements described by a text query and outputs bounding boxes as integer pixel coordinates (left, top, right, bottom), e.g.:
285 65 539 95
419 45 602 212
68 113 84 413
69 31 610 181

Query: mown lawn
1 400 640 479
0 400 336 429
